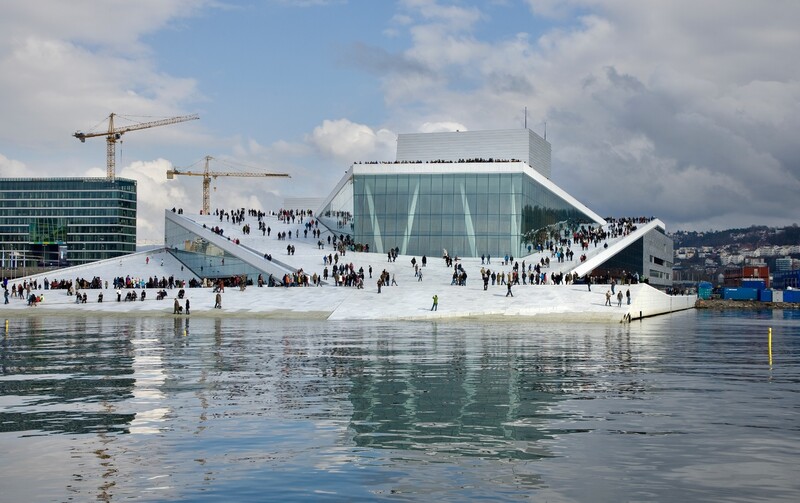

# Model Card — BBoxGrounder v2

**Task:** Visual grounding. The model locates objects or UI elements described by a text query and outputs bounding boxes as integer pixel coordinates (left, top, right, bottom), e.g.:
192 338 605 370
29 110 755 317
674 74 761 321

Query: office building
0 177 136 268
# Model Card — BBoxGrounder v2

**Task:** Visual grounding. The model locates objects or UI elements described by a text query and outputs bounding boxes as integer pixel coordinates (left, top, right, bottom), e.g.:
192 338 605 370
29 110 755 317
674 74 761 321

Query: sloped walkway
5 212 694 322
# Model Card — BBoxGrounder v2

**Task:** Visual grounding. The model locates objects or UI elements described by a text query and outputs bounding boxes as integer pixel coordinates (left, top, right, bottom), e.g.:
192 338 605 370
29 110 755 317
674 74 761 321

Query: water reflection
0 313 798 502
0 317 136 435
348 326 562 460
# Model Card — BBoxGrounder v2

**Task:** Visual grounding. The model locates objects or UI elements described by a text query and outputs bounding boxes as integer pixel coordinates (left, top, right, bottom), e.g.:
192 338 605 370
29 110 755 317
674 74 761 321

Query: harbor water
0 310 798 502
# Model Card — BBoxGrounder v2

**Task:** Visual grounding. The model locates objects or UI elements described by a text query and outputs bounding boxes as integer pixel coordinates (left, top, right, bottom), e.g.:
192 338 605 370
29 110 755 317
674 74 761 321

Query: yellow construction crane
74 113 199 180
167 155 290 215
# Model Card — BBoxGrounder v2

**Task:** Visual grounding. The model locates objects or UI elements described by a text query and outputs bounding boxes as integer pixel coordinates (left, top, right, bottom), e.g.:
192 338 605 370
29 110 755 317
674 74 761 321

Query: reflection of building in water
0 318 136 436
0 318 140 502
129 317 171 435
343 325 646 461
346 337 564 461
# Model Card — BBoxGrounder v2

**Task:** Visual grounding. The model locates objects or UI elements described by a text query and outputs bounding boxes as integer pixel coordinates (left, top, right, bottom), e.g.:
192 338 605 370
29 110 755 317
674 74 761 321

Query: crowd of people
3 210 655 312
354 158 522 165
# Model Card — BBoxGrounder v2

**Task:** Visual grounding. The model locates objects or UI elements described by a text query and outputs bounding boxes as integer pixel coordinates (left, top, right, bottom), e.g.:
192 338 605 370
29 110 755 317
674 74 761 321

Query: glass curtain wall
165 218 267 282
519 175 597 255
319 178 354 238
0 178 136 266
349 172 596 258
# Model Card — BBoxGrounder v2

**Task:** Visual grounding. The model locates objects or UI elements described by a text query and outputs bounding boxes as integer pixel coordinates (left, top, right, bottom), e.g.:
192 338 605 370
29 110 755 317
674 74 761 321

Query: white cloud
0 1 207 54
308 119 396 162
0 1 205 158
401 0 482 31
114 159 191 244
379 0 800 230
3 0 800 252
419 121 467 133
0 154 28 177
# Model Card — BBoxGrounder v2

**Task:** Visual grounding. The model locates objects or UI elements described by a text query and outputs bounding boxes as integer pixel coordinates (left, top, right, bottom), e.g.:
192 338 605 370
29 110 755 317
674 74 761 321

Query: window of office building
0 178 136 267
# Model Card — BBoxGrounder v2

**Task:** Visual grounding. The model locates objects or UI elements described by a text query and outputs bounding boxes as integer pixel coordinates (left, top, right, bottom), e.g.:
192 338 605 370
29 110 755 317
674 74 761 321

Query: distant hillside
671 225 800 249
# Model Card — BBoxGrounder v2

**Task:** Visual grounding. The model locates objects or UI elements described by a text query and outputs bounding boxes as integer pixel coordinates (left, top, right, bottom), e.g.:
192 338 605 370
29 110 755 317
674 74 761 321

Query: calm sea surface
0 310 798 502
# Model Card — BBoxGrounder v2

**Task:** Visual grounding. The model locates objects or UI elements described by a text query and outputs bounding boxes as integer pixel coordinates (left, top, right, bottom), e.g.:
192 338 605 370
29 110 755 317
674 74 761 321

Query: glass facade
592 238 645 277
165 216 275 283
318 178 354 236
587 227 674 288
322 168 597 258
0 178 136 267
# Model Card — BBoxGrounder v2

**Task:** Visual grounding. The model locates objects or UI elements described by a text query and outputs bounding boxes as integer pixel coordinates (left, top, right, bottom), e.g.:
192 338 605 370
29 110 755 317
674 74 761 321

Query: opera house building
163 128 673 289
317 128 671 287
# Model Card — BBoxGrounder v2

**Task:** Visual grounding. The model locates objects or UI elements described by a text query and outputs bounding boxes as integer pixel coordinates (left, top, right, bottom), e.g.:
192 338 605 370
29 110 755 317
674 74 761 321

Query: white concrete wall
626 284 695 321
396 129 551 178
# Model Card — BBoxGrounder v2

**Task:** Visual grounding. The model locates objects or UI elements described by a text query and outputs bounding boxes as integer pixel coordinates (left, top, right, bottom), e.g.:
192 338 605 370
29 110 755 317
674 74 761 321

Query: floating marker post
768 327 773 366
5 319 8 335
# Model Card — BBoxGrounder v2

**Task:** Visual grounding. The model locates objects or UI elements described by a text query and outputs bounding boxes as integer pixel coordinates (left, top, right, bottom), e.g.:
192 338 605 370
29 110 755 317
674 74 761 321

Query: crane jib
73 113 200 180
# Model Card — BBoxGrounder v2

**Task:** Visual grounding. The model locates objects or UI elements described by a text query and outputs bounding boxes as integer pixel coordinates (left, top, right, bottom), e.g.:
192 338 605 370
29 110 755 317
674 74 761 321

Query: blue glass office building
0 177 137 267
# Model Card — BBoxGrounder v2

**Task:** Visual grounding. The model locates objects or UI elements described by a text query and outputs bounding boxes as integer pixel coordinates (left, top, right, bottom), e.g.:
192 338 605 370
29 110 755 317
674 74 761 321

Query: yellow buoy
768 327 773 366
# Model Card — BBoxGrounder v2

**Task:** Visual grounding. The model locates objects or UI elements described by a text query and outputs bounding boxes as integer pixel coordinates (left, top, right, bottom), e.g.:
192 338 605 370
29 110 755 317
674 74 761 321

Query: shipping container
758 289 773 302
698 281 713 300
783 290 800 303
773 290 783 302
722 287 758 301
742 279 766 289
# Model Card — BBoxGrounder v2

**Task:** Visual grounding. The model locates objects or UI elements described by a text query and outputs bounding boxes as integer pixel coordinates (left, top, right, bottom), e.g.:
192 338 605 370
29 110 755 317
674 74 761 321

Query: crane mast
167 155 291 215
74 113 199 180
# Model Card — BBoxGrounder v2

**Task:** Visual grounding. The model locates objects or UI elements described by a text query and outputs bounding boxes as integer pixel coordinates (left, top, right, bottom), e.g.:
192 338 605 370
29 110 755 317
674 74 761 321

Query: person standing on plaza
431 294 438 311
506 281 513 297
626 288 631 305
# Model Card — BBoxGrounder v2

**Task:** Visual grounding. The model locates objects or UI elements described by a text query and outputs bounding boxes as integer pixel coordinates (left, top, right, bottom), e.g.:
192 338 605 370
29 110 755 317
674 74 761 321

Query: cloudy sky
1 0 798 244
